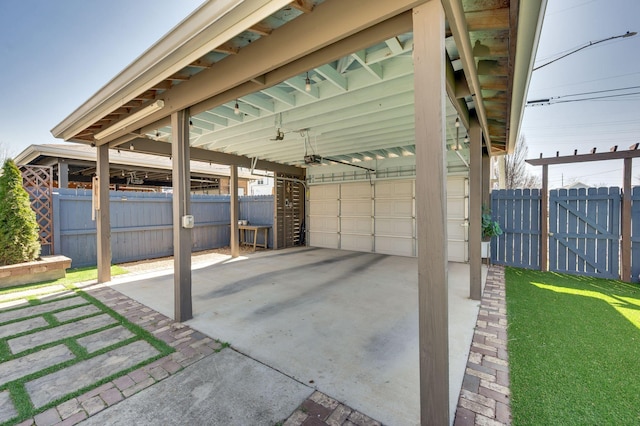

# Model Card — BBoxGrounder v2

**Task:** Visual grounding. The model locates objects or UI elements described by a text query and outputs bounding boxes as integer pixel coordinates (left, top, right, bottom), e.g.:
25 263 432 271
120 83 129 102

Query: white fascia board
51 0 292 142
508 0 547 153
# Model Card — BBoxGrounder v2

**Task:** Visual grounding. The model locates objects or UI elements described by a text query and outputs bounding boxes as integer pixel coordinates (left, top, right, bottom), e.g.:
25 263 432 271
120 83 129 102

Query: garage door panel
341 234 372 251
376 199 413 217
447 220 466 240
309 232 339 249
341 182 372 199
309 200 339 216
342 200 372 216
375 236 413 256
375 180 413 198
341 217 371 234
310 185 339 200
310 216 339 232
375 218 413 237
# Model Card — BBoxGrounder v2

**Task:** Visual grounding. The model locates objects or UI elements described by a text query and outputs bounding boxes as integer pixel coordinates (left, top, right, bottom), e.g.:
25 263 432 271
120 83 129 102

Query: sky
0 0 203 157
521 0 640 188
0 0 638 189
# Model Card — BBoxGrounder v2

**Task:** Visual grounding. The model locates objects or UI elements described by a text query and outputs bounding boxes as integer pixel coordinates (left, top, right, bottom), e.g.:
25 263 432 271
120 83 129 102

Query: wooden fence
53 189 273 267
491 187 634 281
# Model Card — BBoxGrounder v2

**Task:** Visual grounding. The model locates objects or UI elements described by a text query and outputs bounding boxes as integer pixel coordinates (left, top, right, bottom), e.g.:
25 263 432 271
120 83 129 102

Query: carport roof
52 0 546 169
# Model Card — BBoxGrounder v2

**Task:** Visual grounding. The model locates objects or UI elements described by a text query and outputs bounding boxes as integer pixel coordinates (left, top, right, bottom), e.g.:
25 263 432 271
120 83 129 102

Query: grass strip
0 265 128 302
506 267 640 425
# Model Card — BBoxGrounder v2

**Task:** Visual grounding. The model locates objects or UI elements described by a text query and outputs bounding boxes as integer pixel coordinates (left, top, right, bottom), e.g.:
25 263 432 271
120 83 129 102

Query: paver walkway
0 262 511 426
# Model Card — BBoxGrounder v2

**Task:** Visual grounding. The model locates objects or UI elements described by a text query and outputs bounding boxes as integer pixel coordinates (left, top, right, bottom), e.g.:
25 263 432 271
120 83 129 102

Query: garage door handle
461 221 469 227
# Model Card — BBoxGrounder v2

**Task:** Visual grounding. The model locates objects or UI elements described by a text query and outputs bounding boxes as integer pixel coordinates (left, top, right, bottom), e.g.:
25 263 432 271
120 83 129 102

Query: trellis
20 165 54 255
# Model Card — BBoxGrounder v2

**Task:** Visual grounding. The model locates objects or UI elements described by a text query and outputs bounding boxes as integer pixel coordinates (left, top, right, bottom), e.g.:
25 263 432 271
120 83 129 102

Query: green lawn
506 268 640 425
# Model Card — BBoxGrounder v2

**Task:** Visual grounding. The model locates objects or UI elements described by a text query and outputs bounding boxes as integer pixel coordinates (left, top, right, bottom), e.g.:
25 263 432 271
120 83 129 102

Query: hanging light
455 117 460 128
464 134 469 143
234 100 240 115
305 72 311 92
129 143 134 151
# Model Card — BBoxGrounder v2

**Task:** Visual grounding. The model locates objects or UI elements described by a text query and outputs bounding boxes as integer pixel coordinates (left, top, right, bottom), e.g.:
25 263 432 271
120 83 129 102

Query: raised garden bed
0 255 72 288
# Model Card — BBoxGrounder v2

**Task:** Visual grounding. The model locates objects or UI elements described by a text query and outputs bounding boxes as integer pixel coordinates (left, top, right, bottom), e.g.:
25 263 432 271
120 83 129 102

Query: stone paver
0 297 87 324
0 315 48 339
76 325 134 353
454 265 511 426
0 390 17 423
53 305 102 322
26 340 159 408
0 344 75 387
8 313 117 353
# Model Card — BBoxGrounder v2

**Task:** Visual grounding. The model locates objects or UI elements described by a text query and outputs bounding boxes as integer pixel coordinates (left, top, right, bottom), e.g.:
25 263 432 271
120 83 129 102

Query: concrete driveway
109 247 484 425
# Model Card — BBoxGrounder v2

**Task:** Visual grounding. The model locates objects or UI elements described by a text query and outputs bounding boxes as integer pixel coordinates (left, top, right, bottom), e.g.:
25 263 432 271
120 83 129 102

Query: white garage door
446 176 469 262
309 177 467 260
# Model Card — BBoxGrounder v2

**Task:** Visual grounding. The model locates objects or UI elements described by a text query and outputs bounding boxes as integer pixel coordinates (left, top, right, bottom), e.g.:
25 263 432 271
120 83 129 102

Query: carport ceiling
54 0 525 168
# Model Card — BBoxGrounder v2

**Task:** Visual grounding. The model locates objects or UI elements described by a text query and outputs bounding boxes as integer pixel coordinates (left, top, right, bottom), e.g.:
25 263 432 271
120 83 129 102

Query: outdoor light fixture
94 100 165 140
464 134 469 143
129 143 134 151
305 72 311 92
455 117 460 128
234 100 240 115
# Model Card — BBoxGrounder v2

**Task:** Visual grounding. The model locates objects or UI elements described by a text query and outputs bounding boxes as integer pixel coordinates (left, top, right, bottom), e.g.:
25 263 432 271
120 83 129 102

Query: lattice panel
275 175 305 249
20 165 54 254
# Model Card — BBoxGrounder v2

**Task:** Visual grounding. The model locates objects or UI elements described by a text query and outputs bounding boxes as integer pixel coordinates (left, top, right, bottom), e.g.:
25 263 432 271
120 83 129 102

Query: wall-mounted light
94 100 165 140
234 100 240 115
305 72 311 92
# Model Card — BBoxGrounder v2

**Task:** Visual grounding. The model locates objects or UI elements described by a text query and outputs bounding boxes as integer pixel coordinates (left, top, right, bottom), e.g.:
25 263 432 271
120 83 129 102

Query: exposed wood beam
200 111 228 127
93 0 420 145
213 41 239 55
527 148 640 165
465 8 510 31
284 75 320 98
240 93 275 112
352 50 383 79
289 0 314 13
261 86 296 106
316 64 348 91
210 106 244 122
385 36 403 54
247 23 273 36
130 137 304 176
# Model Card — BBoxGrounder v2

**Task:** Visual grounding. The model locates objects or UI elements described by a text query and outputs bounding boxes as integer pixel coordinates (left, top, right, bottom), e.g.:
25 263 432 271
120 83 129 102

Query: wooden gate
20 165 54 255
274 175 305 249
549 187 620 278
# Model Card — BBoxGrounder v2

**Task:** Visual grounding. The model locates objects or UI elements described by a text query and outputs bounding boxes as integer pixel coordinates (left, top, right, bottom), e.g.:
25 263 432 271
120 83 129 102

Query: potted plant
481 207 502 259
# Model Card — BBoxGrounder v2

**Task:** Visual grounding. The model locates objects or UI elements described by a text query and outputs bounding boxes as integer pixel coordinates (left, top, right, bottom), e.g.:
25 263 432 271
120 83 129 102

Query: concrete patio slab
80 348 312 426
109 247 484 425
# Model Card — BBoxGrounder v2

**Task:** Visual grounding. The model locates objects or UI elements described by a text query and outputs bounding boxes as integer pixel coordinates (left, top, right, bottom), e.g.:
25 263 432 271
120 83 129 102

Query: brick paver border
454 265 511 426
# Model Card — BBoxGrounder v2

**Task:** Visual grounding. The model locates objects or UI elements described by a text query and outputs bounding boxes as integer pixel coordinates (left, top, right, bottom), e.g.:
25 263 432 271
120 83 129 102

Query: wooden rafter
247 23 273 36
213 41 240 55
289 0 314 13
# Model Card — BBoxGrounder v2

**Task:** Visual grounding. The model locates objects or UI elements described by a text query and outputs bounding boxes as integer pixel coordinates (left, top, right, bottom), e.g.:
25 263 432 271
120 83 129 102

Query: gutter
508 0 547 153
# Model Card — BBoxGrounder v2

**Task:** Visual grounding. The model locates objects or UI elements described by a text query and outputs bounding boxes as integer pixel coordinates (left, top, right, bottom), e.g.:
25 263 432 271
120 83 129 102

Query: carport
52 1 546 423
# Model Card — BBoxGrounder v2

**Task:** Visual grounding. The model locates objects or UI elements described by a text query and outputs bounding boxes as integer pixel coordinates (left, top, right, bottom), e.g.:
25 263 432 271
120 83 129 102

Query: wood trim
230 165 240 258
622 157 632 281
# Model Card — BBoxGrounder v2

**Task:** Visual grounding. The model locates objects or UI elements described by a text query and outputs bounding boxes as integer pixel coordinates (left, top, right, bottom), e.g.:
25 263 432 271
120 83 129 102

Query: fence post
622 158 632 281
541 164 549 271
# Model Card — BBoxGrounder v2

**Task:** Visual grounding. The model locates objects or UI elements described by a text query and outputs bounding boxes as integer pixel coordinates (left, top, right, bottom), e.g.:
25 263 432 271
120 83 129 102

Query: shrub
0 159 40 265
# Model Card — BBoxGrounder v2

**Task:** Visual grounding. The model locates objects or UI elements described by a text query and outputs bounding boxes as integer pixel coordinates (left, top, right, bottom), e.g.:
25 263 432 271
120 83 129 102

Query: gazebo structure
52 1 546 423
